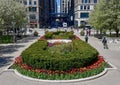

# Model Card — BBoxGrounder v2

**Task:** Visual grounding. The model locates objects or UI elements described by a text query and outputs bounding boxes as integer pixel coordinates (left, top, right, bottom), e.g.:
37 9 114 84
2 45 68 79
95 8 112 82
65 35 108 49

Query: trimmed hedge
45 31 75 39
22 39 98 71
1 35 13 43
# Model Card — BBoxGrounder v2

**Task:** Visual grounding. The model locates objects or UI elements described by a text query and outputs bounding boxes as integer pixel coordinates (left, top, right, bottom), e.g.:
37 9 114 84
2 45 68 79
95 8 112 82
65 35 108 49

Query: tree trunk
109 29 111 37
116 29 119 37
100 29 102 34
0 31 2 43
96 30 98 34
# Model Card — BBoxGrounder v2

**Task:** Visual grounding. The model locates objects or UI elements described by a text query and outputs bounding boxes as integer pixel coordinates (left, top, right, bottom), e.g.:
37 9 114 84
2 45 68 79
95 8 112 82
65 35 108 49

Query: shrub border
8 34 111 81
10 55 108 81
10 65 107 82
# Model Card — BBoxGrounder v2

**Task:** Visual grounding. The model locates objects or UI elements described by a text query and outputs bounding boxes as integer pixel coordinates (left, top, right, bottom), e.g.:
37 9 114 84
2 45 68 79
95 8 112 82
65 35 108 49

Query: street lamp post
12 21 16 43
56 19 59 31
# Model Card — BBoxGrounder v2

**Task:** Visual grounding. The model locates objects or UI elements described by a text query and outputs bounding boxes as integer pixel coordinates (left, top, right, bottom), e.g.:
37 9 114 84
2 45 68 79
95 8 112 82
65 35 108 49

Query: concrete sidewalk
0 30 120 85
0 36 39 73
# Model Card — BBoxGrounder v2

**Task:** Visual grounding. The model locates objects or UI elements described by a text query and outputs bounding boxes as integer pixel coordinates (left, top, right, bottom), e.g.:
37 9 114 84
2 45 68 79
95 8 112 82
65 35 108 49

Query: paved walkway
0 29 120 85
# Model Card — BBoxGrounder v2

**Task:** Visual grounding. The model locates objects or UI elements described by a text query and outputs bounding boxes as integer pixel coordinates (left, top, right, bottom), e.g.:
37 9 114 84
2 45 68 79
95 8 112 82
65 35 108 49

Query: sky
57 0 60 13
57 0 60 6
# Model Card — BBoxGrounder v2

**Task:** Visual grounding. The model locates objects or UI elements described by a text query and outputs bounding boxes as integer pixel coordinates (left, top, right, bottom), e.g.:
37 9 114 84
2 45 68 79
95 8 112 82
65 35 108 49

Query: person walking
88 29 91 36
85 35 88 43
102 37 108 49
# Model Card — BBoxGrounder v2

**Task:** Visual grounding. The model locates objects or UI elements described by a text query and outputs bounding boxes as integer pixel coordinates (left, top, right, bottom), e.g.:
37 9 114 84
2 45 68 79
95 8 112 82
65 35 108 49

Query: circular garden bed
12 31 106 80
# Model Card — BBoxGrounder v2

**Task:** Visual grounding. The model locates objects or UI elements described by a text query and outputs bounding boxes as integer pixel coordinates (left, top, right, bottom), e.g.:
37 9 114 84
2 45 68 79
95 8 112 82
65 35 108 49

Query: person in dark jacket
85 35 88 43
102 37 108 49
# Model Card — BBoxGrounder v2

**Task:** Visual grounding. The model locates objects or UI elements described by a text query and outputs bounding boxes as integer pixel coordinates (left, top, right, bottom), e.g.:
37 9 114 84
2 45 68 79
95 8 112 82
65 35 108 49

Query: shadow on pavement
17 36 38 43
0 44 25 54
0 56 13 68
0 36 38 55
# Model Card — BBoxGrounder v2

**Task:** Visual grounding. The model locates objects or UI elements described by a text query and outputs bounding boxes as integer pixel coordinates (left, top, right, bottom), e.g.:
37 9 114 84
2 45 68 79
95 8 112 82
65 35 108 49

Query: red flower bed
14 55 105 75
74 36 80 40
48 42 64 47
14 56 23 64
40 36 46 40
40 35 80 40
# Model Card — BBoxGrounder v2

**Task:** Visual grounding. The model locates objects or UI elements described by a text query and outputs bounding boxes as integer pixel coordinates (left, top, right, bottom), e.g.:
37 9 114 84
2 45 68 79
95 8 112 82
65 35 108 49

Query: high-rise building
38 0 57 28
17 0 40 28
74 0 99 27
50 0 57 13
68 0 74 26
49 0 58 27
41 0 51 27
60 0 69 13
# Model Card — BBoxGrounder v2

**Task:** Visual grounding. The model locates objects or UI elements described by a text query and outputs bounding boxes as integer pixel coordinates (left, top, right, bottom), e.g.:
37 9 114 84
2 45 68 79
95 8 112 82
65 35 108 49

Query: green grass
11 63 106 80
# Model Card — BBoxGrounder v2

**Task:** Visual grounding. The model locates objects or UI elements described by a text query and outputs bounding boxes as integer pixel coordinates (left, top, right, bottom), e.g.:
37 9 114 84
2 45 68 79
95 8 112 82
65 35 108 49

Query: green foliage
44 31 75 39
79 24 85 29
80 30 85 36
45 31 53 39
34 31 38 36
1 35 13 43
89 0 120 36
11 63 106 80
21 40 98 71
0 0 27 31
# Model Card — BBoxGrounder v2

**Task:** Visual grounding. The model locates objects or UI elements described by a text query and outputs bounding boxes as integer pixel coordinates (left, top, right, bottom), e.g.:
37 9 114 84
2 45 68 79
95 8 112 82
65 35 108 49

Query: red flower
14 56 23 64
74 36 80 40
40 36 46 40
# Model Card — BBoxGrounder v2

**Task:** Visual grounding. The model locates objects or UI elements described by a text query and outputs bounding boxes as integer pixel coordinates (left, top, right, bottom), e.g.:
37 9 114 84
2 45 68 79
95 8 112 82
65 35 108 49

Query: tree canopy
0 0 27 31
89 0 120 37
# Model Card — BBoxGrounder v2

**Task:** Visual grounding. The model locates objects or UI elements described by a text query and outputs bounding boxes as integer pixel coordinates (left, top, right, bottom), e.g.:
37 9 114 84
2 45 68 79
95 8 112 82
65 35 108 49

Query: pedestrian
102 37 108 49
88 29 91 36
85 35 88 43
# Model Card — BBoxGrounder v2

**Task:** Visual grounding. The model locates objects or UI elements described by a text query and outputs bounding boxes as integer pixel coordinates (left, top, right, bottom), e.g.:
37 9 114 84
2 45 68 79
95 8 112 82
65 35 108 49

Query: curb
5 68 108 83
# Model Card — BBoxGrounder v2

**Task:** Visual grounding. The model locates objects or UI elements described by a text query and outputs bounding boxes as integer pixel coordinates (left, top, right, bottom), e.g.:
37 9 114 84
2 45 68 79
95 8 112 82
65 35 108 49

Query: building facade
74 0 99 27
60 0 69 13
49 0 58 27
17 0 40 28
68 0 74 26
41 0 51 27
17 0 56 28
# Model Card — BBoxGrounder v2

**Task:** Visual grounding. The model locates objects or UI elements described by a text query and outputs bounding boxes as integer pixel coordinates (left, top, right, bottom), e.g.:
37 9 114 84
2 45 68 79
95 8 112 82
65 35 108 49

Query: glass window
29 14 36 20
29 0 32 5
80 13 89 18
24 1 27 5
84 5 86 10
85 0 87 3
94 0 97 3
82 0 84 3
80 5 83 10
87 5 90 10
88 0 91 3
29 7 37 12
34 1 37 5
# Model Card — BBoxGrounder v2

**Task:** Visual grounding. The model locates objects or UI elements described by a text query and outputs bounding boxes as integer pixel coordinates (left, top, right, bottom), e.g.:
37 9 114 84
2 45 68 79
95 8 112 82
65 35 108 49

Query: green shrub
34 31 38 36
68 31 75 39
45 31 53 39
1 35 13 43
22 39 98 71
44 31 75 39
80 30 85 36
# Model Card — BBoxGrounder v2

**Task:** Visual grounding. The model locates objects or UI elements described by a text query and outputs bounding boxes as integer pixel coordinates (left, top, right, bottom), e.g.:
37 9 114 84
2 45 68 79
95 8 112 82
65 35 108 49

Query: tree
89 0 120 37
89 0 106 34
0 0 27 35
